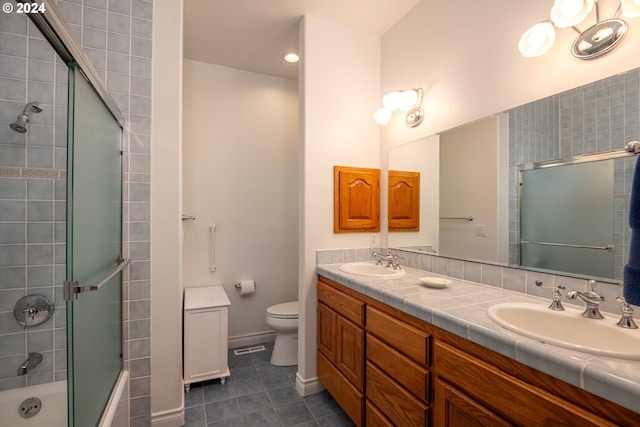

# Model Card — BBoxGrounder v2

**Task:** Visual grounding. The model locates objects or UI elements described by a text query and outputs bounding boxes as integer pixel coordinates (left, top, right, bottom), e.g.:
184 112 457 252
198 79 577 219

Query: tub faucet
17 352 42 376
566 280 605 319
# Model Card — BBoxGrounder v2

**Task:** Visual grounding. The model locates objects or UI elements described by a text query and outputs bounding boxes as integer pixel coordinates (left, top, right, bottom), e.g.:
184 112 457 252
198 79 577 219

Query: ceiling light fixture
519 0 640 59
373 88 424 127
282 52 300 63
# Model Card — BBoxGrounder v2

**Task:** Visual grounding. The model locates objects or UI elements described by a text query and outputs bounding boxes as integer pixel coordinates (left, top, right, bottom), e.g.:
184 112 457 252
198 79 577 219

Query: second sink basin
487 303 640 360
339 262 406 279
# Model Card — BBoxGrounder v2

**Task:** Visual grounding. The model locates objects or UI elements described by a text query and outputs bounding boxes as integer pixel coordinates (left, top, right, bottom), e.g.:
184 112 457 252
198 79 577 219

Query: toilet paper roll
239 280 256 296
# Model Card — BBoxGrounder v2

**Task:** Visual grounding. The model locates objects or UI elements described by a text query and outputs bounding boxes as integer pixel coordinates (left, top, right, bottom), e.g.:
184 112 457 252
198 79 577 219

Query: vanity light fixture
519 0 640 59
373 88 424 127
282 52 300 63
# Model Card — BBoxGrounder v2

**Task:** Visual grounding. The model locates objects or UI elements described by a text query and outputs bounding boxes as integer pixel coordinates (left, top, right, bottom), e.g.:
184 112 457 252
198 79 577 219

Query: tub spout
17 352 42 376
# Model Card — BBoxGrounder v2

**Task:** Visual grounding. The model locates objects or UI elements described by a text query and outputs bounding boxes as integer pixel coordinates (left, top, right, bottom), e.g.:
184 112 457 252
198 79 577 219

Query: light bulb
398 90 418 111
382 91 402 111
373 108 392 126
519 22 556 57
551 0 594 28
282 52 299 63
622 0 640 18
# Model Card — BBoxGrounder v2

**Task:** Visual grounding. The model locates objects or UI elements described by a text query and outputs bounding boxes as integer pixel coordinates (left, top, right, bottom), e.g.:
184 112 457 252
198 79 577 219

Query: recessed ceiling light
282 52 299 63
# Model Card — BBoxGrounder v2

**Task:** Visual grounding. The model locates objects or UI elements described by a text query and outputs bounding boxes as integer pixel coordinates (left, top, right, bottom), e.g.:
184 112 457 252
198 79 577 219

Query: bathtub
0 380 67 427
0 371 128 427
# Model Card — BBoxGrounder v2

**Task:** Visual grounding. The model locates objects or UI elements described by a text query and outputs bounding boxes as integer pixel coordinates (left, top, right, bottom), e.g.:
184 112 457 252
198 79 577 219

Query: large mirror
389 67 640 283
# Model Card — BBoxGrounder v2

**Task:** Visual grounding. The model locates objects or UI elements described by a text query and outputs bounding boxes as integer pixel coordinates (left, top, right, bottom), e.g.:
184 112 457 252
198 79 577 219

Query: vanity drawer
318 278 364 326
366 361 429 427
367 333 430 401
434 341 616 427
365 400 394 427
366 305 429 365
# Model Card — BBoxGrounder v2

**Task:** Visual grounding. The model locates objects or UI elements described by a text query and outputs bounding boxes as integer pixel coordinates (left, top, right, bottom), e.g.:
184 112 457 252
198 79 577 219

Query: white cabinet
183 286 231 392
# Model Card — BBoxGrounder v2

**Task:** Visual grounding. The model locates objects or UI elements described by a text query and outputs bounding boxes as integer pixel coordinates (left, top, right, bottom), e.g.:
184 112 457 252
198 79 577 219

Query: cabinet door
334 165 380 233
434 378 512 427
318 302 337 363
336 316 364 392
318 352 364 426
184 307 228 382
389 170 420 231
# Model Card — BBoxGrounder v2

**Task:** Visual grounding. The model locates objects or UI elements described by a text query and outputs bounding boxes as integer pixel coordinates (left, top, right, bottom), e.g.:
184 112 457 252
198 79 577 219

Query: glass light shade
622 0 640 18
398 90 418 111
382 91 403 111
550 0 594 28
519 22 556 57
373 107 392 125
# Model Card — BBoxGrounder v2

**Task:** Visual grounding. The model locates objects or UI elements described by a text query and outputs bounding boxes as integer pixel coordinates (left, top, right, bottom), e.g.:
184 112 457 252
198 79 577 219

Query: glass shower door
65 64 124 427
520 160 615 278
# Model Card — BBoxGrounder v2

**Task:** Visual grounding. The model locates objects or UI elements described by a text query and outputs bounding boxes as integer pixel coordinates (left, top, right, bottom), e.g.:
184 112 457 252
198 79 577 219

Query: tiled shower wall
0 5 69 391
0 0 152 425
508 69 640 278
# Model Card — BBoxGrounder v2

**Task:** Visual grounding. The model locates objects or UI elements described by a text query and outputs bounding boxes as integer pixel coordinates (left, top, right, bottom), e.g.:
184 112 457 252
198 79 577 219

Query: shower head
9 102 43 134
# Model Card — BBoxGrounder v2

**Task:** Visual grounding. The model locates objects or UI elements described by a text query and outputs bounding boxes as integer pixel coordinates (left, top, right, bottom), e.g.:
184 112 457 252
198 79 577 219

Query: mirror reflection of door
439 115 509 263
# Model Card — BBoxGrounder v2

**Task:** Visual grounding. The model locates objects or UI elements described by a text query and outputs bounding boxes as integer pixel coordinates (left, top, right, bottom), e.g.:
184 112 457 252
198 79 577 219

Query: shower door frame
19 0 128 425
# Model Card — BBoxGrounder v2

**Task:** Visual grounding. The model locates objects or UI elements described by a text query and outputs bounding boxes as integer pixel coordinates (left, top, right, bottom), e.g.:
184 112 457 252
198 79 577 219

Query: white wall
182 60 299 343
380 0 640 149
150 1 184 425
298 15 381 392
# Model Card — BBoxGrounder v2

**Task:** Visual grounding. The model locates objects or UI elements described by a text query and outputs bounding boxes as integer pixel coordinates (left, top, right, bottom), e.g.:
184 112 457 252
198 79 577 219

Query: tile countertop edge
315 263 640 414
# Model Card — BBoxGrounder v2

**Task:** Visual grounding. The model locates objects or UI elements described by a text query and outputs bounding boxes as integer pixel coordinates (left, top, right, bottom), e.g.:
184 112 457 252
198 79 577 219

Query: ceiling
183 0 421 80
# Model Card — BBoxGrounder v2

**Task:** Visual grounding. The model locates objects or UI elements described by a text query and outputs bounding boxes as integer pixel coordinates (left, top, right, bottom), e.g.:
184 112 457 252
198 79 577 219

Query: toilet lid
267 301 298 319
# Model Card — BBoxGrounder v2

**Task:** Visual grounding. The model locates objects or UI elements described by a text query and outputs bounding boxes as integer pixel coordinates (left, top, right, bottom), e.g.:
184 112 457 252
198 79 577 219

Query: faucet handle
391 253 404 270
535 280 566 311
616 296 639 329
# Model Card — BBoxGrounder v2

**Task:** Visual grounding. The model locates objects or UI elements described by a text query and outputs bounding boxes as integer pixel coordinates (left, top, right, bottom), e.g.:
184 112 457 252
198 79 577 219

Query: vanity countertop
316 263 640 413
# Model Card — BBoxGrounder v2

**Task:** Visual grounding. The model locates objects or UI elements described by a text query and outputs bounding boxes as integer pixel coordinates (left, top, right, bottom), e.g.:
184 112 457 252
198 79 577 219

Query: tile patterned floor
183 342 355 426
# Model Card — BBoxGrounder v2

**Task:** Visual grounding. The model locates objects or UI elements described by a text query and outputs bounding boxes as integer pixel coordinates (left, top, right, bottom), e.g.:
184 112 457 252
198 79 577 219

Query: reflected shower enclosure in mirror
389 67 640 282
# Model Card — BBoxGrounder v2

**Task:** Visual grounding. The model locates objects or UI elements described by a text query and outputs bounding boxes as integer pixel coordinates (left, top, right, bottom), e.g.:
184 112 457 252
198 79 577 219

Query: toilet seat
266 301 298 319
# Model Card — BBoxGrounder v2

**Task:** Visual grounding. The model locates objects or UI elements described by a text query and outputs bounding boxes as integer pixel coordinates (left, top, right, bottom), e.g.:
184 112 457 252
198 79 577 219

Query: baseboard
295 373 325 397
228 330 276 349
151 406 184 427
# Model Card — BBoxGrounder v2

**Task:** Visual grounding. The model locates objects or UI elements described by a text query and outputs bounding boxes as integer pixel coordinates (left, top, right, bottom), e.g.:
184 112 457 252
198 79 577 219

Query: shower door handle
63 257 131 301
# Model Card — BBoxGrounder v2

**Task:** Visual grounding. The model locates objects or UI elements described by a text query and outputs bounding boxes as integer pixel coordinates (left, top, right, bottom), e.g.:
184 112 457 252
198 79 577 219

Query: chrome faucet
17 352 42 376
616 297 638 329
566 280 605 319
372 251 403 269
535 280 565 311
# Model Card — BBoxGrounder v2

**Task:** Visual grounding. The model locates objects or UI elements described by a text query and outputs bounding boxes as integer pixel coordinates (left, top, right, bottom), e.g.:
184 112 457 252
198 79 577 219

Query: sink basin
487 303 640 360
339 262 406 279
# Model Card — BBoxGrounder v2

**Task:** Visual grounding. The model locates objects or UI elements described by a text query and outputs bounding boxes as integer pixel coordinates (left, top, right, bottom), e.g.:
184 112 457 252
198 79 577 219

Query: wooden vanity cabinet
316 275 638 427
317 277 365 425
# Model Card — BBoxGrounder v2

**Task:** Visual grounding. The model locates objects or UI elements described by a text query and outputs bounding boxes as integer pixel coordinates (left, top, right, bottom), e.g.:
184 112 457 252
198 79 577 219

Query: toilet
265 301 299 366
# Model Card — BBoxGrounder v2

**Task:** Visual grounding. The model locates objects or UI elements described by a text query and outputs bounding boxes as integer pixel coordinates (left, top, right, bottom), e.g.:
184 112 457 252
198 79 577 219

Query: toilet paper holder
234 281 257 289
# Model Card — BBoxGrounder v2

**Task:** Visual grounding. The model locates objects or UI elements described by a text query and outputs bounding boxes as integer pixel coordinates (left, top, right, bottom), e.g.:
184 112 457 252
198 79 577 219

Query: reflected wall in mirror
389 67 640 282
